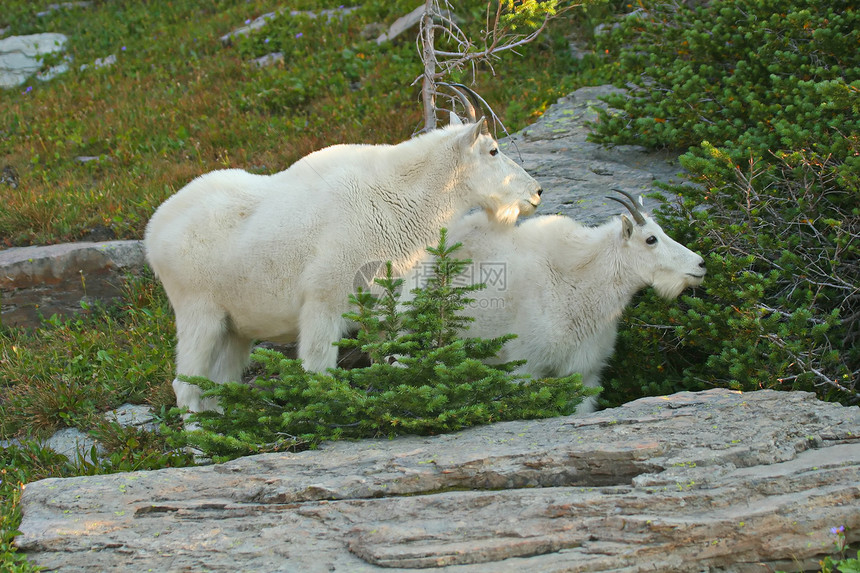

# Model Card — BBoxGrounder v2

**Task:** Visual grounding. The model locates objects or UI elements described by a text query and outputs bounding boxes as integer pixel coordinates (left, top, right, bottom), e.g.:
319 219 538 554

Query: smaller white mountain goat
405 190 705 414
145 90 542 412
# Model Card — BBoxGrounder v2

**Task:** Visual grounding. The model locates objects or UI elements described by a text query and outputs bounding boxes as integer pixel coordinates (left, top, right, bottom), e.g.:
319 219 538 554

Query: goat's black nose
536 188 543 196
699 260 706 268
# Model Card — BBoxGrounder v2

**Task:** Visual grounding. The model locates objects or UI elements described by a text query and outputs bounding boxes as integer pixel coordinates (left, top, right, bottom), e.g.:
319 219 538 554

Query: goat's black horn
438 82 477 123
610 188 646 225
448 83 482 115
447 83 491 135
439 83 492 135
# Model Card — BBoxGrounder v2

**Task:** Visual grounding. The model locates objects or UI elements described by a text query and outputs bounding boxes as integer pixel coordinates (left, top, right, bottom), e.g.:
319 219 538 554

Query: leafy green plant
589 0 858 406
818 526 860 573
186 231 592 462
87 415 193 474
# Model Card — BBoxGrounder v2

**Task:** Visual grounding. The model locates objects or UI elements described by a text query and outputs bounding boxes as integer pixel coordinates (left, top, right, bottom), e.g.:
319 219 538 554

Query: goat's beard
653 272 702 300
486 202 529 226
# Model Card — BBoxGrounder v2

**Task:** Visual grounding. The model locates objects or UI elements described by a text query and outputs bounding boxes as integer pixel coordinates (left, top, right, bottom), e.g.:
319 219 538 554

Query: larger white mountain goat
145 101 543 412
404 190 705 414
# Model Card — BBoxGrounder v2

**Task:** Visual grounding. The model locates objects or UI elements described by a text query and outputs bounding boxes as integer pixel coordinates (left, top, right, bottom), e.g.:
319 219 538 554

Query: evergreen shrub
187 231 593 462
591 0 858 405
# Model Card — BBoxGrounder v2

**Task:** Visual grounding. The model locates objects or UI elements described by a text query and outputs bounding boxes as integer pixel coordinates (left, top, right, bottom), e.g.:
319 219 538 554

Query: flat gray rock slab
15 389 860 572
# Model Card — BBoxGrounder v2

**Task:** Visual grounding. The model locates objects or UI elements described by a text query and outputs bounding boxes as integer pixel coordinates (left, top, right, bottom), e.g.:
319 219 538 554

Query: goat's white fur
145 119 542 412
404 208 705 414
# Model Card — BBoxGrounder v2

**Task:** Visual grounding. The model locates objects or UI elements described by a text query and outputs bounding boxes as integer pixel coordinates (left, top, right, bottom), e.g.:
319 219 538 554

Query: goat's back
440 212 622 381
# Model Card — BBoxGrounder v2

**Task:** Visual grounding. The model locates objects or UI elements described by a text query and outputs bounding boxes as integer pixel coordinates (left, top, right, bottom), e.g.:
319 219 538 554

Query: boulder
42 427 102 465
0 33 68 88
15 389 860 572
375 5 425 44
0 240 145 327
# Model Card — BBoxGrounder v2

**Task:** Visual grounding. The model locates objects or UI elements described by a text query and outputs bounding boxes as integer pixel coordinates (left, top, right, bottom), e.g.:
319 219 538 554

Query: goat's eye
490 148 499 156
646 236 658 245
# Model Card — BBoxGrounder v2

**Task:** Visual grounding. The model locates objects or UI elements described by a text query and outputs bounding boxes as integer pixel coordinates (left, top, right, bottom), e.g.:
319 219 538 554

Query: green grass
0 0 609 567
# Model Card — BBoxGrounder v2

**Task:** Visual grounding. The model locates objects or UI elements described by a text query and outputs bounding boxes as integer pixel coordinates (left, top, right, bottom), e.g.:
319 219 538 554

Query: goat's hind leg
210 328 253 384
173 305 250 413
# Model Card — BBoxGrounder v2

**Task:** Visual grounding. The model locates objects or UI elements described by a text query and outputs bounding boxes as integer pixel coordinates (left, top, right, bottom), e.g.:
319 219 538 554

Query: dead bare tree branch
414 0 580 132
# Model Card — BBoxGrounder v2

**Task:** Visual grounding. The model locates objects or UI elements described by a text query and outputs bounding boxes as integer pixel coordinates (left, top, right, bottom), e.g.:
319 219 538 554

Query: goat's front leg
574 371 602 415
297 300 346 373
173 379 223 414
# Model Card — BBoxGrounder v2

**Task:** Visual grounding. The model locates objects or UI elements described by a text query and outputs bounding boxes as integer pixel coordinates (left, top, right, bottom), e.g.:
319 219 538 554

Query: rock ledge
16 388 860 572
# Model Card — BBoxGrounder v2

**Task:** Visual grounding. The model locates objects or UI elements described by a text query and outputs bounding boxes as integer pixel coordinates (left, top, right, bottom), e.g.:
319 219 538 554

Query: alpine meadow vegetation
1 0 858 569
1 0 594 247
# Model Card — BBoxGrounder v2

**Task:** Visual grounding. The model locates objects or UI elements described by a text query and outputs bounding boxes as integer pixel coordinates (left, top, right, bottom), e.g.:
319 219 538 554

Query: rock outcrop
15 389 860 571
0 240 145 327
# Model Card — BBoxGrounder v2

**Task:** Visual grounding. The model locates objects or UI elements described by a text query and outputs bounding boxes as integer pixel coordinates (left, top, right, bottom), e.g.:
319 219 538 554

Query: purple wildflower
295 32 303 38
245 18 251 24
831 526 845 535
22 86 33 95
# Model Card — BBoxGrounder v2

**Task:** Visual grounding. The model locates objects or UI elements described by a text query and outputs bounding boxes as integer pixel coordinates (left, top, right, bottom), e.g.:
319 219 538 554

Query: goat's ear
463 117 486 145
448 112 463 126
621 215 634 240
